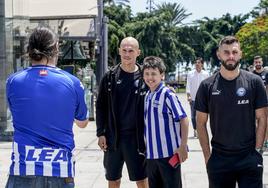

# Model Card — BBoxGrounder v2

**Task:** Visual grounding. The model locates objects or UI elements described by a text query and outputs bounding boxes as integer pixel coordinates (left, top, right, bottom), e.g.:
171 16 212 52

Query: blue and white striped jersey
10 142 75 177
6 65 88 177
144 83 187 159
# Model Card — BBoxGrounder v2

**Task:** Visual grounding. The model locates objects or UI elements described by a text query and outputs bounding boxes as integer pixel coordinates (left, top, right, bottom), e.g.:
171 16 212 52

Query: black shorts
146 157 182 188
103 134 146 181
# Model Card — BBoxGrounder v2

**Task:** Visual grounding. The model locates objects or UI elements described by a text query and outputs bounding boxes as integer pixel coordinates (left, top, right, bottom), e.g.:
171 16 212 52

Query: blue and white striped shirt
144 83 187 159
10 142 75 177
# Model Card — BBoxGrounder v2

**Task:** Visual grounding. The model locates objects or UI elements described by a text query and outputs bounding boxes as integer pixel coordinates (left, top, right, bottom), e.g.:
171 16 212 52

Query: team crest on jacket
134 79 140 87
236 87 246 97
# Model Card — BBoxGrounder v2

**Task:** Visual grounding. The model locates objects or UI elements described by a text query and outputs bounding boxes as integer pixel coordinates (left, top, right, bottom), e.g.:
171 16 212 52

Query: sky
130 0 258 23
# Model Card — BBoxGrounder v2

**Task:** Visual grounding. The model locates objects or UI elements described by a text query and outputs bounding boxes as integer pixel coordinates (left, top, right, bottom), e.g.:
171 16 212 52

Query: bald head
119 37 140 69
120 37 139 49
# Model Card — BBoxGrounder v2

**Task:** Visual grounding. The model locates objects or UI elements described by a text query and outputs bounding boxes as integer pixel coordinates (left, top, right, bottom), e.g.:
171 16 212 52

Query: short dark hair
219 35 239 46
254 55 262 60
27 27 58 61
142 56 166 74
195 57 204 64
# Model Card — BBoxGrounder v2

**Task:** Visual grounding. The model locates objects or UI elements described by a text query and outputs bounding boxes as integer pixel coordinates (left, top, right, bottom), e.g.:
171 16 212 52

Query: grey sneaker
194 130 198 138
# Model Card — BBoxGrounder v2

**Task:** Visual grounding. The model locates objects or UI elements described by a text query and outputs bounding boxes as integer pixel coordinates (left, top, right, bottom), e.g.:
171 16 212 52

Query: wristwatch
256 147 264 155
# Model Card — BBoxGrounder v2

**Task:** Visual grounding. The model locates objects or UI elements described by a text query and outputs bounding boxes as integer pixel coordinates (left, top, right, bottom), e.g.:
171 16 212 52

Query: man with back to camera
96 37 148 188
253 55 268 150
195 36 268 188
186 57 209 138
5 27 88 188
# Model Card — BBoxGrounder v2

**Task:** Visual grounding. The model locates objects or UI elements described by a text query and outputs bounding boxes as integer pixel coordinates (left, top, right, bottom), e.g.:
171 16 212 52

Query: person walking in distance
5 27 88 188
186 57 209 138
253 55 268 150
96 37 148 188
253 55 268 94
143 56 189 188
195 36 268 188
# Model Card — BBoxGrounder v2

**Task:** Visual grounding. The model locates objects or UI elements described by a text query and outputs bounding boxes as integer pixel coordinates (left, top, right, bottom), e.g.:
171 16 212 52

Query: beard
255 65 262 70
221 60 240 71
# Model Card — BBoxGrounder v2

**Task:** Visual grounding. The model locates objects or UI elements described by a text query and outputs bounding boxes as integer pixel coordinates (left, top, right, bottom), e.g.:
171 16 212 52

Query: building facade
0 0 99 139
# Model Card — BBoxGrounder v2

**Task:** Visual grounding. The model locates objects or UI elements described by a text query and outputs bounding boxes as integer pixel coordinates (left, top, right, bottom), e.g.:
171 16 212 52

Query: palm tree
195 14 249 66
107 20 126 66
155 2 192 26
104 4 132 27
104 0 130 6
251 0 268 18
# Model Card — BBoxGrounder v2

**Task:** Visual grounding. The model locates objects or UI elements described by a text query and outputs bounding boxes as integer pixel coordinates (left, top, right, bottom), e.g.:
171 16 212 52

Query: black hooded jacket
96 64 147 153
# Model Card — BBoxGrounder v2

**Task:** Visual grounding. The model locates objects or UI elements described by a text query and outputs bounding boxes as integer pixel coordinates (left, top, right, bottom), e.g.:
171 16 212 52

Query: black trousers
207 149 263 188
147 158 182 188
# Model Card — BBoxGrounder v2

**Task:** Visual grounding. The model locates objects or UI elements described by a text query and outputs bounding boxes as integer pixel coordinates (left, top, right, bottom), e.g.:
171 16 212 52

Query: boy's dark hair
195 57 204 64
142 56 166 74
218 35 239 46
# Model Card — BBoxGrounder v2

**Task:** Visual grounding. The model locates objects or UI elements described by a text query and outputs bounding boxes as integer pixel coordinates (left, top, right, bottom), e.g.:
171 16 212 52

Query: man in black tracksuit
96 37 147 188
195 36 268 188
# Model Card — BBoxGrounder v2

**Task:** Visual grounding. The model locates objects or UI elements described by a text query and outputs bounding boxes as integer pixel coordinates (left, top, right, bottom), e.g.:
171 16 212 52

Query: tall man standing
96 37 147 188
195 36 268 188
253 55 268 149
186 58 209 138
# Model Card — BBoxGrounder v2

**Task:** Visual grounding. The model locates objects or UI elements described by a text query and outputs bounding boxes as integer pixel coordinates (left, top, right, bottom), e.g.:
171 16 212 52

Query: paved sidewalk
0 93 268 188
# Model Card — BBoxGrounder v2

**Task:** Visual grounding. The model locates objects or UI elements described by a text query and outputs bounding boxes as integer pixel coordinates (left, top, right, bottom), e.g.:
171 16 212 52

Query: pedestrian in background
253 55 268 93
186 57 209 138
5 27 88 188
195 35 267 188
96 37 148 188
143 56 189 188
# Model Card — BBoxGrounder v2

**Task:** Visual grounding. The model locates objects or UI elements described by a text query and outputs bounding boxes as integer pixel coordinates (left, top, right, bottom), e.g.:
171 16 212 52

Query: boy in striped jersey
143 56 189 188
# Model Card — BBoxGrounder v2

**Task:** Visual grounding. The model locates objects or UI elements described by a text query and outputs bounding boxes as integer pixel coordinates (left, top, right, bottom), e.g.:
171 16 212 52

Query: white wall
29 0 97 17
5 0 97 18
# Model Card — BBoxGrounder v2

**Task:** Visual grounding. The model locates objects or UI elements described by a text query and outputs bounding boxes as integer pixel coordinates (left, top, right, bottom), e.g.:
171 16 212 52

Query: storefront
0 0 98 140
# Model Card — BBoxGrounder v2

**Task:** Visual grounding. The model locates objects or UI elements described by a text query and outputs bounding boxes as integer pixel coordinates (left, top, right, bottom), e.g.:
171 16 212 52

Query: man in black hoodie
96 37 147 188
